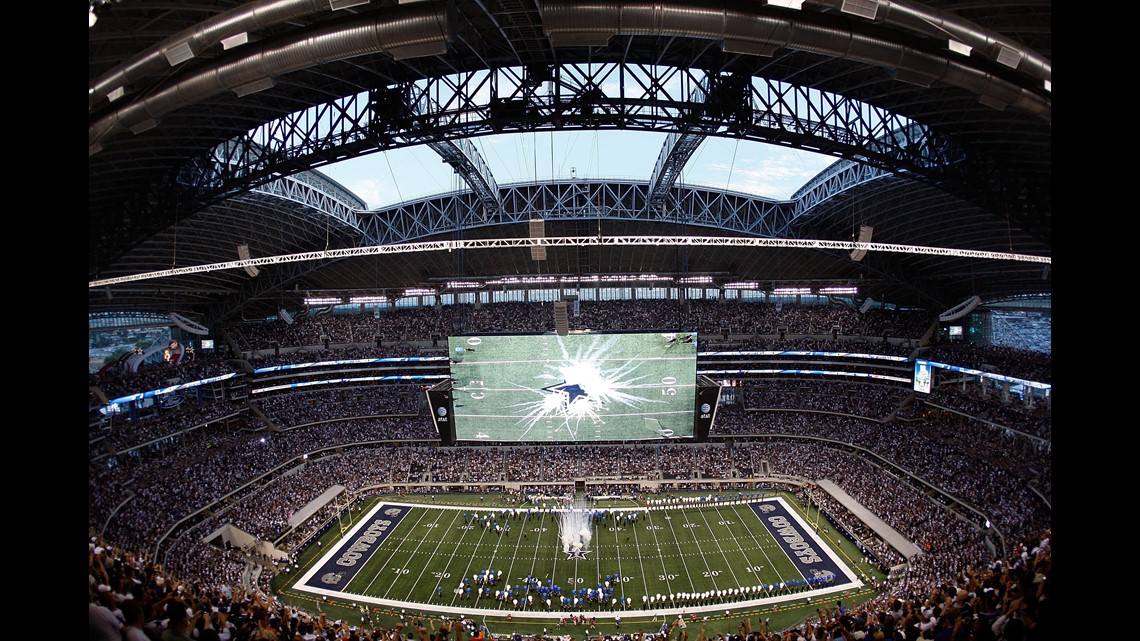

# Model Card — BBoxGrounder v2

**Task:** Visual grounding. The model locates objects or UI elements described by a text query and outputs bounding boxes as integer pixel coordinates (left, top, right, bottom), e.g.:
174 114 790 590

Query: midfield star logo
542 382 590 404
565 549 591 561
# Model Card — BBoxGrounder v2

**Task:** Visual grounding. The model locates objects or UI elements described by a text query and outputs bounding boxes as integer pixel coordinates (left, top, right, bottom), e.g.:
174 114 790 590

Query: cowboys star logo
321 571 347 585
757 504 776 513
565 549 591 561
543 381 589 404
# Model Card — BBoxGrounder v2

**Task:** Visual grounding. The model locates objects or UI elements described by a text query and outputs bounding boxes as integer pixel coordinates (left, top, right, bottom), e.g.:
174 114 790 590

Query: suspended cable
725 137 740 192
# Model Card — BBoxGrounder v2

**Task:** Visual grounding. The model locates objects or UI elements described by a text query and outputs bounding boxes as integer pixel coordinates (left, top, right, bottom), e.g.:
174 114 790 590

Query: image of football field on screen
448 332 697 442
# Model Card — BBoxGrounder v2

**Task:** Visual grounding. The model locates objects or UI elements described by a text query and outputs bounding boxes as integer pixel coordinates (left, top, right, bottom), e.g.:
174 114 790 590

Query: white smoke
558 500 593 553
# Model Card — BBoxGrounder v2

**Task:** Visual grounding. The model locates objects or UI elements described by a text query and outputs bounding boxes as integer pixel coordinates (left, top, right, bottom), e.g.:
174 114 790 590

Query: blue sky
317 130 839 210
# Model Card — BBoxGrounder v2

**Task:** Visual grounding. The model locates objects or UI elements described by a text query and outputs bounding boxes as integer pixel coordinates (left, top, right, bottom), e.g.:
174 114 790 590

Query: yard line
453 356 697 367
694 503 744 588
501 510 528 610
522 510 549 611
611 512 631 608
544 506 558 593
455 410 695 419
611 510 629 606
362 506 437 597
407 508 464 603
644 510 683 603
728 502 788 587
547 510 561 605
473 511 512 610
594 515 603 595
630 508 650 609
448 510 498 607
659 508 699 596
677 507 719 587
357 506 432 597
443 511 484 607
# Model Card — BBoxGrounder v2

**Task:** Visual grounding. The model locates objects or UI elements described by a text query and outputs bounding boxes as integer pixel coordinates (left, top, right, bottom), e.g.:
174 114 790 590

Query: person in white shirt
89 588 123 641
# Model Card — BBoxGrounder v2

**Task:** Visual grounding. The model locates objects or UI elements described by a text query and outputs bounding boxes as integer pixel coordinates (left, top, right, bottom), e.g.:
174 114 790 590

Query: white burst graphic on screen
510 335 664 439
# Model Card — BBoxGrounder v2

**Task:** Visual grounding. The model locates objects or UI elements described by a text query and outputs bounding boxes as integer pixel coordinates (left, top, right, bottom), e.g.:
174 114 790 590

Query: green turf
274 490 886 634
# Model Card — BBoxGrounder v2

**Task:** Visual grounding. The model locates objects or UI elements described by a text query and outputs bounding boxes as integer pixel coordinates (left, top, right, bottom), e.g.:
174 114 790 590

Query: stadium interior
89 1 1050 640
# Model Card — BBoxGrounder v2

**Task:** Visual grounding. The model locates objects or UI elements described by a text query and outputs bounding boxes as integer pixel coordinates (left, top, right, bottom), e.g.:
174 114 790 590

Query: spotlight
89 5 97 27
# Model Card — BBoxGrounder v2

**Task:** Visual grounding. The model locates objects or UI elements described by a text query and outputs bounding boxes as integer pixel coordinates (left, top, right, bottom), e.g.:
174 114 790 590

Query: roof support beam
405 88 502 213
423 136 502 214
647 79 717 212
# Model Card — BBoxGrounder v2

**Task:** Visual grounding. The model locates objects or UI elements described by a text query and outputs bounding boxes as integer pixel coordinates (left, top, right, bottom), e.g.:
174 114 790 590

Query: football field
448 332 698 442
290 497 863 621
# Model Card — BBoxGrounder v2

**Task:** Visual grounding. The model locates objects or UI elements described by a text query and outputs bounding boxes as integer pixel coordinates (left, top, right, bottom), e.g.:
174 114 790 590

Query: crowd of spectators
920 344 1050 385
248 344 430 368
729 337 914 358
91 398 248 460
92 353 241 401
91 303 1047 436
741 381 910 420
221 301 939 355
91 301 1050 640
91 423 1052 639
255 385 423 428
922 387 1050 442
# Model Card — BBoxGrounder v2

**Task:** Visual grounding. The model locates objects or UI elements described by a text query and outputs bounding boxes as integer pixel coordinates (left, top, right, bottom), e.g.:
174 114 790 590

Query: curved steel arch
145 69 965 201
193 64 960 193
357 180 797 246
95 61 1021 272
251 172 366 234
352 164 911 246
87 0 1051 322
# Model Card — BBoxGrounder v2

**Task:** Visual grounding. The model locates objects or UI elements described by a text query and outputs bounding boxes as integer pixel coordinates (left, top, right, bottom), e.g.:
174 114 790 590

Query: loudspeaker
237 244 260 276
554 301 569 335
530 218 547 261
849 225 873 262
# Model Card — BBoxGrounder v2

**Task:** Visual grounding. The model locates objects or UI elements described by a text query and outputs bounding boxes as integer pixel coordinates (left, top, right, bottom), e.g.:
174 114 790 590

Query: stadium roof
88 0 1050 325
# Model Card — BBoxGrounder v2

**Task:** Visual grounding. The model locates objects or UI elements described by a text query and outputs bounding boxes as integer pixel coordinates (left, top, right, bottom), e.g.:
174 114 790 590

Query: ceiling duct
90 0 339 110
540 0 1049 121
89 2 452 147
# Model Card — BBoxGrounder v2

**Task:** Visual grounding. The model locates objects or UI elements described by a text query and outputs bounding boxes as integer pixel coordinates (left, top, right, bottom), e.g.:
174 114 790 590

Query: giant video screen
448 331 697 442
